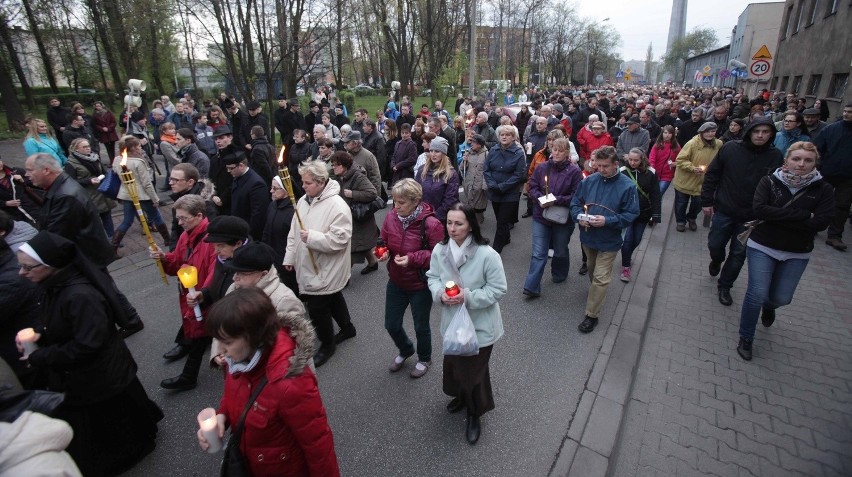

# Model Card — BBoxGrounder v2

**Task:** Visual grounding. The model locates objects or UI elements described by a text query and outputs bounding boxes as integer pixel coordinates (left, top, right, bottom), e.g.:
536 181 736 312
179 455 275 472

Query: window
792 76 803 94
810 0 820 24
807 75 822 96
796 0 807 32
783 5 795 38
780 76 789 92
828 73 848 98
770 76 779 91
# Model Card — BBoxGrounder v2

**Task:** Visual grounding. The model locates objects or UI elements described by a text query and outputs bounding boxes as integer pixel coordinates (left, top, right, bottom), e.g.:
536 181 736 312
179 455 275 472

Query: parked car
353 84 375 93
503 102 535 122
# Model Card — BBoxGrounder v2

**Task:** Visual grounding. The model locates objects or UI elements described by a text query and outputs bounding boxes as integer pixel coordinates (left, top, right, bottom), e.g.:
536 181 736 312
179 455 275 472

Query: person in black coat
225 100 250 149
0 231 40 385
243 101 271 151
209 126 242 214
16 231 163 477
262 176 299 296
276 98 306 147
46 98 71 148
249 126 275 186
226 154 270 241
619 148 661 282
677 109 706 146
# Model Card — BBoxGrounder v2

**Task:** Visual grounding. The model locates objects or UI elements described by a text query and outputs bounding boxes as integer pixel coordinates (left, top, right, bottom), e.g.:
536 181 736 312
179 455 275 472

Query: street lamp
584 18 609 86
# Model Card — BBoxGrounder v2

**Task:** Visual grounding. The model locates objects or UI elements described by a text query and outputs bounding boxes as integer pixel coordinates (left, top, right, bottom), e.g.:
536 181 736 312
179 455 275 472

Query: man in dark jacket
362 119 387 173
276 98 305 147
677 109 706 145
176 128 211 178
226 154 270 241
225 100 250 149
167 163 217 251
24 152 144 336
700 117 783 306
396 104 417 128
814 103 852 251
62 114 100 156
249 126 275 186
210 125 241 214
243 101 270 151
46 98 71 148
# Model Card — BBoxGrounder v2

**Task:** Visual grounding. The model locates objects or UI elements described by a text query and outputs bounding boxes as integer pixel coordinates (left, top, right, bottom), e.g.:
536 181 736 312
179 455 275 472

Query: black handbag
220 376 268 477
350 195 386 221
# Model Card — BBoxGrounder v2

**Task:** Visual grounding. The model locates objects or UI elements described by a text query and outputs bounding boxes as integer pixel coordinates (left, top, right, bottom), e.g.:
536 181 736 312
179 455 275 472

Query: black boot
161 342 203 391
155 224 171 247
466 414 481 444
736 338 753 361
112 230 126 253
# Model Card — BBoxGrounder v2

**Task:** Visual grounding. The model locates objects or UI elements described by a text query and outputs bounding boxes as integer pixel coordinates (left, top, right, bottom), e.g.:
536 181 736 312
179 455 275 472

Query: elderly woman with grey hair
483 124 526 252
284 160 354 367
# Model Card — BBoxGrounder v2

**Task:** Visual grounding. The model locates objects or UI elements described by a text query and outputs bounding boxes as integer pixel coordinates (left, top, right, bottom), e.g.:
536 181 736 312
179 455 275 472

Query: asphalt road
115 206 620 477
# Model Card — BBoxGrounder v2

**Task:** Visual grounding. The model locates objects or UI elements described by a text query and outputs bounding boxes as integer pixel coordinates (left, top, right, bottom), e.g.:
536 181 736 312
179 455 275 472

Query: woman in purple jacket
416 136 459 222
377 179 445 378
522 138 583 297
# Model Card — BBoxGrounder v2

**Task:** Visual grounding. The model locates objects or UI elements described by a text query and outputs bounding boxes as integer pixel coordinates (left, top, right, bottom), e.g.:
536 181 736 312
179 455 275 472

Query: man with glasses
209 125 243 213
167 163 216 251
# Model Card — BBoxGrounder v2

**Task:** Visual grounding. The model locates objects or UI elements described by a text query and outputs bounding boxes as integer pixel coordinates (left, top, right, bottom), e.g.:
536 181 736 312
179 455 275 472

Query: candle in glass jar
445 281 460 297
17 328 38 357
197 408 223 453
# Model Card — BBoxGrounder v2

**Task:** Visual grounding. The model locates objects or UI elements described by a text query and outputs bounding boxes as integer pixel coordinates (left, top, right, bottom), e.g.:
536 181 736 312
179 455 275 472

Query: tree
0 6 35 108
661 27 718 82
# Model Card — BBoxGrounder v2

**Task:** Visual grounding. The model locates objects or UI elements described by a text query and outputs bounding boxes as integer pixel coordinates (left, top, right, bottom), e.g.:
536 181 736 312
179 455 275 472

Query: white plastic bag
442 305 479 356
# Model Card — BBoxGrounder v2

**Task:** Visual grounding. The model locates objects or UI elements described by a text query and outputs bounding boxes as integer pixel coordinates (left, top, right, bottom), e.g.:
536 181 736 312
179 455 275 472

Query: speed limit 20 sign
750 60 770 77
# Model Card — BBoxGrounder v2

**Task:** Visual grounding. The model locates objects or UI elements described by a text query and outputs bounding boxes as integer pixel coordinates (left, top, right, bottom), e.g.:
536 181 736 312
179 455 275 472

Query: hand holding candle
16 328 39 358
445 281 460 297
197 408 223 453
178 266 203 321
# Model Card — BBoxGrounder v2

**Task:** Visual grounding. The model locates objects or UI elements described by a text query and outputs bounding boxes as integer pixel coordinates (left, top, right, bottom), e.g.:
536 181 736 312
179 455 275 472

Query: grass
0 95 439 141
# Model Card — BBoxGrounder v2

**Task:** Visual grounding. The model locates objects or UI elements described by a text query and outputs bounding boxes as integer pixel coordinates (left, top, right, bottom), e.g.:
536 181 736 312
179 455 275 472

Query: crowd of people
1 81 850 474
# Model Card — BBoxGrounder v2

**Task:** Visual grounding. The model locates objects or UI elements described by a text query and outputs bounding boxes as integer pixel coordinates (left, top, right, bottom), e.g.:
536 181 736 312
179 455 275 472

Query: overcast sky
575 0 783 62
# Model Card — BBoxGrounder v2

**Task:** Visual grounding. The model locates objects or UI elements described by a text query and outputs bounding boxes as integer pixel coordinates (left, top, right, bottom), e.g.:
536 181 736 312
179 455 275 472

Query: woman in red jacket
378 178 444 378
577 121 614 163
150 194 218 391
648 125 681 196
198 287 340 477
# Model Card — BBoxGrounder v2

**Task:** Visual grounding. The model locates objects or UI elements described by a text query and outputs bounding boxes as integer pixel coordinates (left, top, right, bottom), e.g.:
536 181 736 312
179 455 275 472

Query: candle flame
120 148 127 167
277 146 285 164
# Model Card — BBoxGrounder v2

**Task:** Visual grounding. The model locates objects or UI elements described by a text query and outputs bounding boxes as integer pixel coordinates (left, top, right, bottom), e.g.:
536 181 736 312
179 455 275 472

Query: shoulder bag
541 163 570 224
220 376 268 477
736 182 809 246
350 195 386 221
97 170 122 199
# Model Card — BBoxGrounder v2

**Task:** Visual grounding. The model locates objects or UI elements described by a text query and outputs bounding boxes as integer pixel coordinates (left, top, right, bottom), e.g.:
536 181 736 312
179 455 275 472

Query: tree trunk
0 13 35 108
148 20 166 93
21 0 59 92
335 0 343 85
102 1 136 78
179 8 198 92
85 0 123 93
0 49 27 132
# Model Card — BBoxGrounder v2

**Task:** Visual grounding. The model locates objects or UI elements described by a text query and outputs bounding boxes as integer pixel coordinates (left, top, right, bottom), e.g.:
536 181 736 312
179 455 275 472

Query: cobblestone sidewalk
611 213 852 476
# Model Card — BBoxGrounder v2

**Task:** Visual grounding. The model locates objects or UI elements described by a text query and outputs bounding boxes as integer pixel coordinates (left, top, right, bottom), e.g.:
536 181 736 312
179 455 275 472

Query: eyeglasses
20 263 43 272
783 120 797 123
176 215 197 223
225 165 238 171
168 177 187 183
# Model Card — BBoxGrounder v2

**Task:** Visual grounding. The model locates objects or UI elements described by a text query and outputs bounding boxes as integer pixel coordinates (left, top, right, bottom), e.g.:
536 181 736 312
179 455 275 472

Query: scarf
397 203 423 230
225 348 264 374
71 150 102 176
449 234 472 268
161 132 177 145
773 167 821 192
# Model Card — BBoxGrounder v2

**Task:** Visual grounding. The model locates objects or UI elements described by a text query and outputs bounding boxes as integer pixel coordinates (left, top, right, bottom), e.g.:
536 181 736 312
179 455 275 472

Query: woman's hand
212 196 222 207
393 254 409 267
91 177 101 185
441 288 465 305
15 331 41 357
186 290 203 307
197 414 227 452
11 174 23 182
149 244 165 260
300 229 309 243
5 199 21 208
343 189 353 198
284 265 294 272
377 251 390 262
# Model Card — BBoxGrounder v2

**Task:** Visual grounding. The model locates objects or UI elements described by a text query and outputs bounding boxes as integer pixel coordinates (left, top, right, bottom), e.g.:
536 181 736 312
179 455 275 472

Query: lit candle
197 408 223 453
544 175 549 195
178 266 203 321
17 328 38 357
446 281 460 297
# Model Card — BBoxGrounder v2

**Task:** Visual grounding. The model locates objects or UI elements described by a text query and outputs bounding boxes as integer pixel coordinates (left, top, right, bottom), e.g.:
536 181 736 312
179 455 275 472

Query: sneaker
761 307 776 327
389 353 413 372
522 288 540 298
578 262 588 275
409 361 431 379
826 237 848 251
736 338 753 361
676 223 686 232
620 267 631 282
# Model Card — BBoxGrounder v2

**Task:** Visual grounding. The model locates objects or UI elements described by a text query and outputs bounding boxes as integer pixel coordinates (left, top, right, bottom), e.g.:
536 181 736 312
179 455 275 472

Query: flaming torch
118 149 169 284
277 146 319 274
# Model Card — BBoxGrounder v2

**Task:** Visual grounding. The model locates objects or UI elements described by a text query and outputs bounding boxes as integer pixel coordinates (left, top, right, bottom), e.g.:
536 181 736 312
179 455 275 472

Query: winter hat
20 231 76 268
697 122 718 133
471 134 487 147
429 136 449 155
223 242 275 273
204 216 250 243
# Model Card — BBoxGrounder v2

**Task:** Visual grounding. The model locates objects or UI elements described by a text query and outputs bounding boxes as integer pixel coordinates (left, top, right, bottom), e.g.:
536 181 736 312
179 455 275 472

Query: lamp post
584 18 609 86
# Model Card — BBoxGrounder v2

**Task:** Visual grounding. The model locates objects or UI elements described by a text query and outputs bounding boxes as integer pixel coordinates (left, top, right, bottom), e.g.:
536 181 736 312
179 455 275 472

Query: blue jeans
384 281 433 362
523 219 575 293
659 180 671 195
674 190 701 224
739 247 808 341
100 211 115 239
117 200 165 233
621 220 647 267
707 210 748 289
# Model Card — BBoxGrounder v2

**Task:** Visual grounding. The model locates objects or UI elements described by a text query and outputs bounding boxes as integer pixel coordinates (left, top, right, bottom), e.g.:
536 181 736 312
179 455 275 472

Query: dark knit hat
20 231 76 268
471 134 487 146
130 111 145 122
204 216 250 243
223 242 275 272
212 125 233 137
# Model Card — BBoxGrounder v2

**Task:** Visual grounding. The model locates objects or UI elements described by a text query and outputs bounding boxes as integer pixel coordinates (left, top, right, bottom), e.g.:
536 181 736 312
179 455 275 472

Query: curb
549 193 675 476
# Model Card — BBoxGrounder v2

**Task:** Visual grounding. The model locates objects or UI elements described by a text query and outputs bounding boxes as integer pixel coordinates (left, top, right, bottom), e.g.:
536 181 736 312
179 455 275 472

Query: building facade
723 2 785 98
682 45 731 88
771 0 851 119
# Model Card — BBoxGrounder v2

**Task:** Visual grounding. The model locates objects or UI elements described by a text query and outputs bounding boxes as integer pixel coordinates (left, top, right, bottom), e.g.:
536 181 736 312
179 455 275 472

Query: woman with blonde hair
65 138 115 240
111 136 170 249
417 136 459 222
23 119 66 166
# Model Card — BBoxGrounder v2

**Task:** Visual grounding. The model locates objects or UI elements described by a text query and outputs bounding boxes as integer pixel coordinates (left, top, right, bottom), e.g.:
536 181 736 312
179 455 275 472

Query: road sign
624 73 632 81
702 65 712 74
595 74 604 84
738 70 748 78
615 71 624 79
702 75 712 84
625 68 632 74
752 45 772 60
694 70 703 82
720 69 731 79
750 60 770 77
